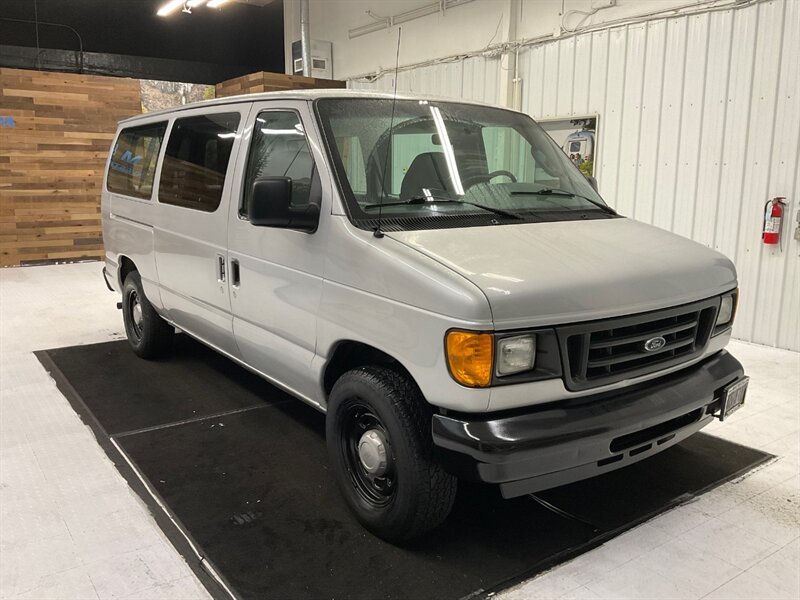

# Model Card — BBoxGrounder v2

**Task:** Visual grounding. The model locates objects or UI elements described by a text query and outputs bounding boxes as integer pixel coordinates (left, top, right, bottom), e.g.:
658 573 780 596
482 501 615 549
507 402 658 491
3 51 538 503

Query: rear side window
158 112 241 212
107 122 167 199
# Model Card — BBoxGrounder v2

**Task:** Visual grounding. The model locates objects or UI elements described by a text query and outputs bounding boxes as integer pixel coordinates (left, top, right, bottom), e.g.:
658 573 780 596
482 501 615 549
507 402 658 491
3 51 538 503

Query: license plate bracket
718 376 749 421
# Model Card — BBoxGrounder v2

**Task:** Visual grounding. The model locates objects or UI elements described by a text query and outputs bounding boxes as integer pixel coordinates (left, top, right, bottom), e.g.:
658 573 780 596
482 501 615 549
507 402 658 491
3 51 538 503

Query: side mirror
586 175 598 192
248 176 319 232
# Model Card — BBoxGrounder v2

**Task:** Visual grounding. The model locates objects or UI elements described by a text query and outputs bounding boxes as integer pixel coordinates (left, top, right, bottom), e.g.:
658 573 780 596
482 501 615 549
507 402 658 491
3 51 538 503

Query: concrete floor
1 262 797 600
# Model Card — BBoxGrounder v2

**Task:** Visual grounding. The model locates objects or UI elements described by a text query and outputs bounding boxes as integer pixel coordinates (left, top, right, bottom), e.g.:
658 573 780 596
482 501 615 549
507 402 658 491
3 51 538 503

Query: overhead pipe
0 17 84 73
300 0 311 77
349 0 761 83
349 0 476 40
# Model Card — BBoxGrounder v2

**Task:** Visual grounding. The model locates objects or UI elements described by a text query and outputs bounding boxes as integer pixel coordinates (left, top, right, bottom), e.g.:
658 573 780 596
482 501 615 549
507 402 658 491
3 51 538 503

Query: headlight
496 334 536 376
446 330 494 387
716 290 738 328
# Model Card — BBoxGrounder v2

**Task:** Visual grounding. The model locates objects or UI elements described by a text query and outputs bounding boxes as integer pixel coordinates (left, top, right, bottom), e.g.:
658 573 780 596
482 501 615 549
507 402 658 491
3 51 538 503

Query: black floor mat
39 337 771 600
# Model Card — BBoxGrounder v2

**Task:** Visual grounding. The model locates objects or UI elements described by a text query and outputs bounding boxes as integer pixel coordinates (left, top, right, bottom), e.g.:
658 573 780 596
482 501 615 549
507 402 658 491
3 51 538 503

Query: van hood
387 218 737 328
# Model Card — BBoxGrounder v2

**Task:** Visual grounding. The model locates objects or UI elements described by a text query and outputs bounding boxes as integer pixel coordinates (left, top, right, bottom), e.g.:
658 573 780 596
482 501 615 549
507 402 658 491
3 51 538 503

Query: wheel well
118 256 137 287
323 341 413 395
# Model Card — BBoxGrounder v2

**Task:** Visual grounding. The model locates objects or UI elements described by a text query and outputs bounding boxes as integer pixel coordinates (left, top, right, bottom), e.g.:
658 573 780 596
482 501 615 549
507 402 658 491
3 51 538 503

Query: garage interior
1 1 798 599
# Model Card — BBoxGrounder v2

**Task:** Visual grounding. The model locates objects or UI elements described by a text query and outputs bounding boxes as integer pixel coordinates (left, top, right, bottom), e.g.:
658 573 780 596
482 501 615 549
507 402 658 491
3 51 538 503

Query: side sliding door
154 104 247 357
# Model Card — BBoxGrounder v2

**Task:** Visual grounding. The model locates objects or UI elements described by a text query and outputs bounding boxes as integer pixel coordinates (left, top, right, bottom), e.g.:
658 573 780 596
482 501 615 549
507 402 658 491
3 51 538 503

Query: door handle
216 254 226 282
231 258 240 288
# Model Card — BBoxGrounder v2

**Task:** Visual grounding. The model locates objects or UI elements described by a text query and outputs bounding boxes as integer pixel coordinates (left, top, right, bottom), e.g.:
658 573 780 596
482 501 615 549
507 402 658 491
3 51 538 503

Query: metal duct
300 0 311 76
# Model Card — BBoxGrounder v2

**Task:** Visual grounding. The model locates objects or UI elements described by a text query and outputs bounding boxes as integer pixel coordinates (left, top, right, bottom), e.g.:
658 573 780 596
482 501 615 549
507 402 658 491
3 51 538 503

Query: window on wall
107 122 167 199
241 111 316 217
158 112 241 212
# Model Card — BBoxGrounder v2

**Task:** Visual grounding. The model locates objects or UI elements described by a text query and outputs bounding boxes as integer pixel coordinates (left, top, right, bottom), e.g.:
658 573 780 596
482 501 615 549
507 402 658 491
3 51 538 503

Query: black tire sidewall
121 271 172 358
326 367 452 540
122 273 147 354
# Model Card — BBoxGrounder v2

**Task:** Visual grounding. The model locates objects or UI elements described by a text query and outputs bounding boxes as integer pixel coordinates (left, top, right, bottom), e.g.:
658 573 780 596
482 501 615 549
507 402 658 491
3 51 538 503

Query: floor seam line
111 403 278 438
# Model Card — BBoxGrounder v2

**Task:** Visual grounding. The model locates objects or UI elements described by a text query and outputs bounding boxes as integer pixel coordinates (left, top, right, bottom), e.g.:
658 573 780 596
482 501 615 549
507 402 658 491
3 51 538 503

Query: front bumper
432 350 745 498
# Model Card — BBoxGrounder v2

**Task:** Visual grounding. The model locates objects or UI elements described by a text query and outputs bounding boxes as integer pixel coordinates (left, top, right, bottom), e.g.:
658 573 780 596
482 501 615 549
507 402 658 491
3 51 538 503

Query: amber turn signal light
446 330 494 388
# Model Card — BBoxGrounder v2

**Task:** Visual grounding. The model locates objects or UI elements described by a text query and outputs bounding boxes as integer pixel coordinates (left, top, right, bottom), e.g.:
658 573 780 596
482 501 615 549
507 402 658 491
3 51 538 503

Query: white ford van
101 90 748 541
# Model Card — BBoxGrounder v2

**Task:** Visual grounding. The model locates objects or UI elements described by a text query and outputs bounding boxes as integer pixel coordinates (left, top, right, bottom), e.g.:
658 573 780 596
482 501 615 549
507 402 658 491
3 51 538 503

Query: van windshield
315 98 612 229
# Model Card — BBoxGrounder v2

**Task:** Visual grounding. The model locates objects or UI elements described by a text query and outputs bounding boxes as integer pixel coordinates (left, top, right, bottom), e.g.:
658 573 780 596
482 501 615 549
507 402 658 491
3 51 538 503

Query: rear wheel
326 366 456 542
122 271 173 359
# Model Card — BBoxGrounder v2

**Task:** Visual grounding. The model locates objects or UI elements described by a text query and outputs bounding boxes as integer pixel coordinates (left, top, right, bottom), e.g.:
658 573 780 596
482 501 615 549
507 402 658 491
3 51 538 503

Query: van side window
241 111 316 217
107 122 167 199
158 112 241 212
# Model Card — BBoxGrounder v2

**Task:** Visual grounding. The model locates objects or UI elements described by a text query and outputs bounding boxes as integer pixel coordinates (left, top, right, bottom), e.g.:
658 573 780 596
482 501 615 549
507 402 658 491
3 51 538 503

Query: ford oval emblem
644 336 667 352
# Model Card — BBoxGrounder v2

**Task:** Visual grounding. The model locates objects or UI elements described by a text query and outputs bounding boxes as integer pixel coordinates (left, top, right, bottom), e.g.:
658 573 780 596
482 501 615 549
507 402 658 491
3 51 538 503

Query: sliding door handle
231 258 241 288
216 254 226 282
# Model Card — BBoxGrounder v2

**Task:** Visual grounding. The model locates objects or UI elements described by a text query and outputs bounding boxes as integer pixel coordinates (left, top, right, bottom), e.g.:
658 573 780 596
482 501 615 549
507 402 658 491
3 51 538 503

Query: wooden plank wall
215 71 345 98
0 69 341 267
0 68 141 267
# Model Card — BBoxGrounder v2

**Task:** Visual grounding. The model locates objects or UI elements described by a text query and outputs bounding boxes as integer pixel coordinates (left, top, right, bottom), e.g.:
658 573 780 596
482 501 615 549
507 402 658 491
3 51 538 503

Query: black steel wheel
121 271 174 359
326 366 457 542
339 401 396 508
126 288 145 342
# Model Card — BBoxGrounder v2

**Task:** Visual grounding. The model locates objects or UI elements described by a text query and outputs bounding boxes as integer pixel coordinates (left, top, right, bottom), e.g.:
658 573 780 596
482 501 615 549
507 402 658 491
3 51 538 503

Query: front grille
558 297 720 391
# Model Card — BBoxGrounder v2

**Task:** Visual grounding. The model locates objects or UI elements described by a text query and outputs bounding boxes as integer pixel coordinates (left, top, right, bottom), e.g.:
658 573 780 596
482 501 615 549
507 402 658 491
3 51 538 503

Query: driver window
241 110 315 217
391 133 441 196
481 126 535 182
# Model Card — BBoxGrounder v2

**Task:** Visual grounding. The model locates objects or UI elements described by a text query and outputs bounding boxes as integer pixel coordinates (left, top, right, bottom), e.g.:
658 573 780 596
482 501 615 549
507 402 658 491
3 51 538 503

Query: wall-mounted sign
0 116 15 127
539 115 598 179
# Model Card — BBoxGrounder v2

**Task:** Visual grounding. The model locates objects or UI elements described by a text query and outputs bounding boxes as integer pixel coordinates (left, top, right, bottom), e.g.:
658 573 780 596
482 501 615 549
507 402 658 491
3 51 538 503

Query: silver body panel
102 92 739 414
387 218 737 329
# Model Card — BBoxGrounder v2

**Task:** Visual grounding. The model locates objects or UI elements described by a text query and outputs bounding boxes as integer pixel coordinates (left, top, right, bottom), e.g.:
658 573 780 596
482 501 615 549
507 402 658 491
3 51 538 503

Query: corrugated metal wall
349 53 505 104
349 0 800 351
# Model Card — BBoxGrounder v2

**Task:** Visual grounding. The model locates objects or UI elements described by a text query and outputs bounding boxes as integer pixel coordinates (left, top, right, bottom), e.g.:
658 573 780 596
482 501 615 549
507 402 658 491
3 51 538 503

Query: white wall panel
635 20 667 226
652 17 689 233
556 38 576 115
598 26 628 215
734 0 790 347
521 42 546 118
349 54 503 105
572 34 593 115
617 24 647 218
757 0 799 349
348 1 799 350
586 30 610 184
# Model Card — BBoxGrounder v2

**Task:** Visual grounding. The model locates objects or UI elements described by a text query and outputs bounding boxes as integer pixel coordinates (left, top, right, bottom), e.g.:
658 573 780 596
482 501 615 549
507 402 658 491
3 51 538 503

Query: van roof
120 88 522 124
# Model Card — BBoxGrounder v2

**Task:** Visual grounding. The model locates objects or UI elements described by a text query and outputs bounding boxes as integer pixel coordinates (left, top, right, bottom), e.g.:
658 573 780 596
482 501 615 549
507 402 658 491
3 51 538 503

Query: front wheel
326 366 457 542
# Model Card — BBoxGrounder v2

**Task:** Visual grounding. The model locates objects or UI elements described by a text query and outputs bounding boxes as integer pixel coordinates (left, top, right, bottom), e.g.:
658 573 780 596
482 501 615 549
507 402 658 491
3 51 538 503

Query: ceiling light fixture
157 0 231 16
156 0 185 16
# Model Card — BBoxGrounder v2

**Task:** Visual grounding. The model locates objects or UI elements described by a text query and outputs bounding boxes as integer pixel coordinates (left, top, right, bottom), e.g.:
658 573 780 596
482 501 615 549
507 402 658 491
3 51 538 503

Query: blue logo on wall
0 116 15 128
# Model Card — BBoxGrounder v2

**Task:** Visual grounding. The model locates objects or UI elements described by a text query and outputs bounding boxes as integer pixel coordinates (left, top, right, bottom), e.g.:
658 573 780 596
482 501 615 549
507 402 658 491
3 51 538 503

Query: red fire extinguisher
762 197 786 245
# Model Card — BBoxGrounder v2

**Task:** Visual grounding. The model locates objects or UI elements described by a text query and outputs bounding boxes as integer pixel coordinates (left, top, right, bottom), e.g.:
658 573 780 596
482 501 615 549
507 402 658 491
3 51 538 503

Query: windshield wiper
510 188 617 215
364 195 524 220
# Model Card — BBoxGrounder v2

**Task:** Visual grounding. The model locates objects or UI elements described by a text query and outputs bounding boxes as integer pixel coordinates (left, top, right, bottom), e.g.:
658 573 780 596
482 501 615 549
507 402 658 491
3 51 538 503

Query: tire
121 271 174 359
326 366 457 542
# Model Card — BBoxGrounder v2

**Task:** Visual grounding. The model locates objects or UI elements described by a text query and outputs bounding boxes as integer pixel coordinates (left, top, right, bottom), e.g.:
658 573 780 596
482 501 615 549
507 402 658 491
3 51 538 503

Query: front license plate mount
717 376 749 421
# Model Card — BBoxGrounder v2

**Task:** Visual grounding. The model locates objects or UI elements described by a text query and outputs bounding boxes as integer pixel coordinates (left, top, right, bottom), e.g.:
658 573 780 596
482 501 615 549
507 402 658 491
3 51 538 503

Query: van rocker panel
432 350 744 498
